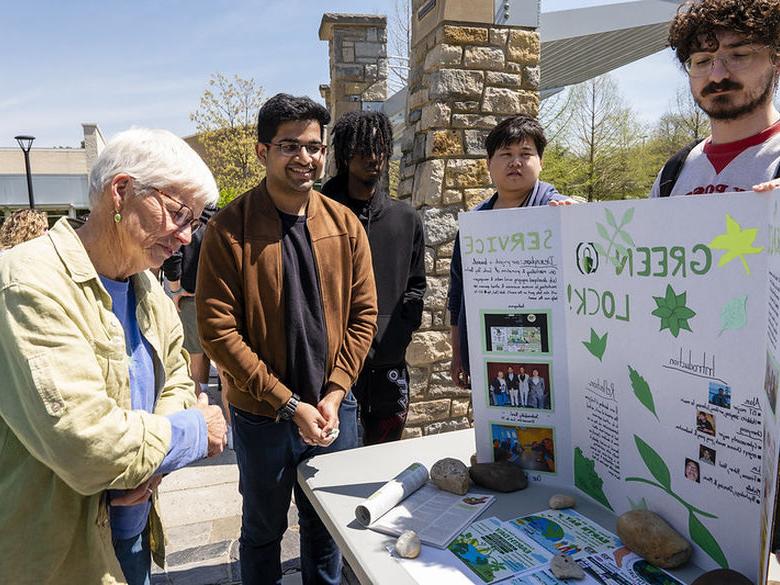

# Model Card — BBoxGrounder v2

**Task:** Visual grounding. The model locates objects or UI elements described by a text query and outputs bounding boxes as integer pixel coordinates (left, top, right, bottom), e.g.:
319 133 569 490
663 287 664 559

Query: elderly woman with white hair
0 128 227 585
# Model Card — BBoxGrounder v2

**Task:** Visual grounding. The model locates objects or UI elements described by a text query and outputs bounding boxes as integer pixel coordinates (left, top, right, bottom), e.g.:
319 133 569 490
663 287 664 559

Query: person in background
448 116 571 388
0 208 48 251
197 94 377 585
0 128 227 585
321 111 426 445
651 0 780 198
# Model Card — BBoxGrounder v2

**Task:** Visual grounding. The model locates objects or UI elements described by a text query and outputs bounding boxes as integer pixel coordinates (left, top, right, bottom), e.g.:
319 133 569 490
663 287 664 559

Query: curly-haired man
651 0 780 197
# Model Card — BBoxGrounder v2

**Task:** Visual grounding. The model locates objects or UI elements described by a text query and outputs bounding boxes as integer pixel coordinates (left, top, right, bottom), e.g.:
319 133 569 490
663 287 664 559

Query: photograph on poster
490 423 556 473
707 382 731 409
699 445 716 466
684 458 700 483
695 410 716 436
765 351 778 415
485 362 551 410
483 312 550 354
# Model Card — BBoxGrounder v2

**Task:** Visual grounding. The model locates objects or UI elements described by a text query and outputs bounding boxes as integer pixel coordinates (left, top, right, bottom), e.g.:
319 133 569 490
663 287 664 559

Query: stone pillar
81 123 105 170
319 14 388 174
399 1 541 438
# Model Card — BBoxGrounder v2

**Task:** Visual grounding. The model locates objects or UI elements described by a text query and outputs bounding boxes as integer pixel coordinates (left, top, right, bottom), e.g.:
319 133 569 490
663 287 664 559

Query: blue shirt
100 275 207 540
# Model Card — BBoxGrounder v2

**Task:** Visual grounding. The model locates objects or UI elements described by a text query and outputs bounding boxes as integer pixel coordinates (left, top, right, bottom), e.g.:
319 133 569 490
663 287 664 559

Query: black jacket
321 174 426 367
161 204 217 293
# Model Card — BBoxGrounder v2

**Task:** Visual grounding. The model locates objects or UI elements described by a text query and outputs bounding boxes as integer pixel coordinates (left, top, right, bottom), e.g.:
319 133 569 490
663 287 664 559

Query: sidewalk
150 383 303 585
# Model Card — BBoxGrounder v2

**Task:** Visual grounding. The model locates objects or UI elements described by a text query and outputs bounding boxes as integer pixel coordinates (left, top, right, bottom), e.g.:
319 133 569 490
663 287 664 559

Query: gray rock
469 462 528 492
431 458 470 495
395 530 421 559
616 510 692 569
550 554 585 580
549 494 576 509
691 569 752 585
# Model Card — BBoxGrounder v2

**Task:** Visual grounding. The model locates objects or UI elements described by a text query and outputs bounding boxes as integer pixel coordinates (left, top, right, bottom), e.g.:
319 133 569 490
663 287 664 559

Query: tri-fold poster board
460 192 780 583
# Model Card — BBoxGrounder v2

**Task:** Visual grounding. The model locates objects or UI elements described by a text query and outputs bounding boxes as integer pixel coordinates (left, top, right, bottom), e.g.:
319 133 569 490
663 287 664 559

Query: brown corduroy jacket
196 180 378 417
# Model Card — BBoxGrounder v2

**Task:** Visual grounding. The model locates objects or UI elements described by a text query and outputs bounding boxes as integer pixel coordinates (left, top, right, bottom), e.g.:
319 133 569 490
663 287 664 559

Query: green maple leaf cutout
719 295 748 335
651 284 696 337
708 213 764 275
582 329 608 361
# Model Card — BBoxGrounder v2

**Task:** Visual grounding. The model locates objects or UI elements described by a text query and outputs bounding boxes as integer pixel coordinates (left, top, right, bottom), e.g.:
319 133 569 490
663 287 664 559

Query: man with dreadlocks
322 111 426 445
652 0 780 198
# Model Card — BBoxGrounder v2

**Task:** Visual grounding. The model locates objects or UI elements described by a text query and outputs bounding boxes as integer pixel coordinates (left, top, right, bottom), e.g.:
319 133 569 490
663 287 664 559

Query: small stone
616 510 692 569
431 457 470 495
550 554 585 580
691 569 752 585
549 494 576 509
395 530 421 559
469 462 528 492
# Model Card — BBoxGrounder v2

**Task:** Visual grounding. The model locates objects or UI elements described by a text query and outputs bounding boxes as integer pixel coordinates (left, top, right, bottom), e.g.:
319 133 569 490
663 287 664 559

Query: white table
297 429 705 585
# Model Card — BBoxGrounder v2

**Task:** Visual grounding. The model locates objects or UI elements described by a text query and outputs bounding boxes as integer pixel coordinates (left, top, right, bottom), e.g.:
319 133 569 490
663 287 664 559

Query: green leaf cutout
574 447 613 511
621 207 635 225
719 296 748 335
689 510 729 568
618 230 636 247
605 208 617 228
708 213 764 275
594 242 607 258
628 366 659 420
596 222 610 240
583 329 608 361
634 435 671 491
651 284 696 338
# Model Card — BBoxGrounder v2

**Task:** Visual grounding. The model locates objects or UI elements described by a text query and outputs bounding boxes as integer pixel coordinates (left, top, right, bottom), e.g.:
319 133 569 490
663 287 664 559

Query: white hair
88 128 218 207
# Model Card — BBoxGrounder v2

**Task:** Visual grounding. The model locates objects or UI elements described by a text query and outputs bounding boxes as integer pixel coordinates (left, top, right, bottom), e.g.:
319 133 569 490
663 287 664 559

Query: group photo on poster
485 361 552 410
490 423 556 473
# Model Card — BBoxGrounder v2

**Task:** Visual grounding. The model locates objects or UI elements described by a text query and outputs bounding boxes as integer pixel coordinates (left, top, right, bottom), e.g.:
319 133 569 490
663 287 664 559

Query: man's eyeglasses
148 186 203 234
684 44 770 77
265 142 327 157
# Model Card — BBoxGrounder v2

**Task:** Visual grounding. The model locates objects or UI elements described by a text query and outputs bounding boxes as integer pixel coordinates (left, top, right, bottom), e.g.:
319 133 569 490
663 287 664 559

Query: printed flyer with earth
459 192 780 583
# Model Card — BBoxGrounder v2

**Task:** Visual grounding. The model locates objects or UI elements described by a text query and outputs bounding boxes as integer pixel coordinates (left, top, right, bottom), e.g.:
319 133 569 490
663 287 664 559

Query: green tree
191 73 266 207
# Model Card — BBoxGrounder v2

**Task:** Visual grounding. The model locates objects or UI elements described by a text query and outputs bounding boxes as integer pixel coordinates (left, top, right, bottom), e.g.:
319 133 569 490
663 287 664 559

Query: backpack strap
658 139 704 198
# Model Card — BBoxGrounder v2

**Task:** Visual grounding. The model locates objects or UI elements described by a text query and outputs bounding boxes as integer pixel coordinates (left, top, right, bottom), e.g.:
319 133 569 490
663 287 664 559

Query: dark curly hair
485 115 547 159
256 93 330 143
669 0 780 64
331 111 393 176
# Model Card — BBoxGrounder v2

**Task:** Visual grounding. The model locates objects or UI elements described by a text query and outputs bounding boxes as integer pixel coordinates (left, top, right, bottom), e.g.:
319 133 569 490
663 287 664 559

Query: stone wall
319 14 388 175
398 21 541 439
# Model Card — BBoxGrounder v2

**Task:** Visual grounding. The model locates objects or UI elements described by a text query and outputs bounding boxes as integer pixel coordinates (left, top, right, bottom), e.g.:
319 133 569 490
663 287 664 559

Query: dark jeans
113 530 151 585
231 395 358 585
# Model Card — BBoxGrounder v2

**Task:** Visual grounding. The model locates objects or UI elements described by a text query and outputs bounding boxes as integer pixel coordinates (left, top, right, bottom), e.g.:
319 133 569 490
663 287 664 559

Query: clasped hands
294 385 344 447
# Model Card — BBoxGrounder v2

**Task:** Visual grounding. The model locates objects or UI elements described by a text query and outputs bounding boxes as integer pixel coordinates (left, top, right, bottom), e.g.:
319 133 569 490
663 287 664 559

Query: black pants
353 363 410 445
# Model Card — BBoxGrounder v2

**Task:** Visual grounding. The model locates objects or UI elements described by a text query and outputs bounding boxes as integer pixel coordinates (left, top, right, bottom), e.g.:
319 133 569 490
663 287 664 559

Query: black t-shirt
278 210 327 406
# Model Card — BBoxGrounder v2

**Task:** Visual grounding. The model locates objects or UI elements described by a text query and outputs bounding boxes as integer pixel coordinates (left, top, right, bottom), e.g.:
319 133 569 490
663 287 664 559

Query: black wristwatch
275 394 300 422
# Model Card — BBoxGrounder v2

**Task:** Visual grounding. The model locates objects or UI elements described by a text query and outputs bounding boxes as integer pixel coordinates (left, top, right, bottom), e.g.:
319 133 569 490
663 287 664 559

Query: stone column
319 14 388 174
399 3 541 438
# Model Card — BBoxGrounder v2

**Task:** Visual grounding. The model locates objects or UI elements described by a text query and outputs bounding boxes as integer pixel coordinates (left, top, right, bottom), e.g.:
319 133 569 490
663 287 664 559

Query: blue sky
1 0 688 147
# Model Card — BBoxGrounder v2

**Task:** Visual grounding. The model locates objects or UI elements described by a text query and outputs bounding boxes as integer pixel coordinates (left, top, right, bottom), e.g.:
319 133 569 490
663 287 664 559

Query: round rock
469 462 528 492
549 494 576 509
550 554 585 580
395 530 421 559
691 569 752 585
616 510 692 568
431 457 470 495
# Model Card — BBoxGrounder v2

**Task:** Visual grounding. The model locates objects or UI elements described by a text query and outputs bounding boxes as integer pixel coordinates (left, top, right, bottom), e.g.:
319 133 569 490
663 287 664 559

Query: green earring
113 212 122 223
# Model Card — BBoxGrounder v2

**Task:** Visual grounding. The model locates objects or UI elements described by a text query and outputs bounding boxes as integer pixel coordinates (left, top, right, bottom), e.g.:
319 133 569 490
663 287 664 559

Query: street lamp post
14 135 35 209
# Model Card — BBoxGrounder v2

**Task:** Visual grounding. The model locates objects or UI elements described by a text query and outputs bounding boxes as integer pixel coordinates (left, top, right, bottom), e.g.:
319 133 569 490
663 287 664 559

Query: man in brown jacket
196 93 377 585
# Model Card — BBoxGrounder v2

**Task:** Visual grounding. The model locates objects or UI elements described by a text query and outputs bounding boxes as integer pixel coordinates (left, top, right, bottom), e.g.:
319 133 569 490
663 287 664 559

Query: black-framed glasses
148 186 203 234
684 44 770 77
265 141 327 157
